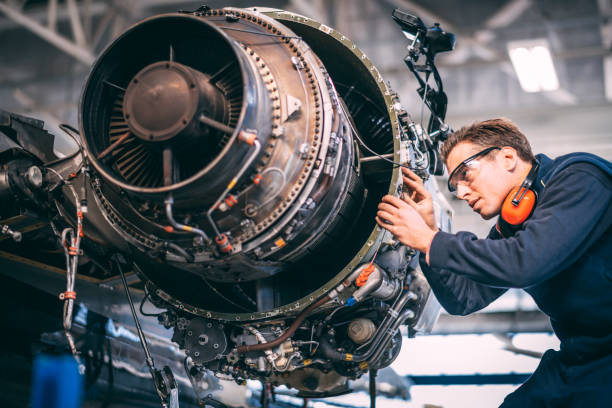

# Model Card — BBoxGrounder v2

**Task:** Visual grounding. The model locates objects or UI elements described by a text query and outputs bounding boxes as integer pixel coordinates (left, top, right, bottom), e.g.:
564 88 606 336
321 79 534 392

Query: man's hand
400 167 437 230
376 195 438 261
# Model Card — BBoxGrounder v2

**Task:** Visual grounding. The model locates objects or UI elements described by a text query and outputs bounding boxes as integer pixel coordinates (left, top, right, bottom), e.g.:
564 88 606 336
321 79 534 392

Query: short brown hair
440 118 535 163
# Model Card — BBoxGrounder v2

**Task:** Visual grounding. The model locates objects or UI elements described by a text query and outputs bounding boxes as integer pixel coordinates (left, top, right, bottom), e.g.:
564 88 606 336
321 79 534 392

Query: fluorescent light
507 39 559 93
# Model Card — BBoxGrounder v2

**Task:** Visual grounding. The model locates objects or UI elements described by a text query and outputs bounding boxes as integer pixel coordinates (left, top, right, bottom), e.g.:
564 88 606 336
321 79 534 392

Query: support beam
66 0 87 47
47 0 57 31
484 0 532 30
0 1 107 32
0 2 95 65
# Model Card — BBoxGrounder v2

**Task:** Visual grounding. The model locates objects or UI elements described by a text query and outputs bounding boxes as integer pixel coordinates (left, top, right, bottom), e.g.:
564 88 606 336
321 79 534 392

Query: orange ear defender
497 160 539 236
501 186 537 225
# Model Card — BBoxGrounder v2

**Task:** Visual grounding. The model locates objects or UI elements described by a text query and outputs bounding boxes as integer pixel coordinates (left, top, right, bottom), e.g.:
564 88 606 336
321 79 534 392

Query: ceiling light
507 39 559 93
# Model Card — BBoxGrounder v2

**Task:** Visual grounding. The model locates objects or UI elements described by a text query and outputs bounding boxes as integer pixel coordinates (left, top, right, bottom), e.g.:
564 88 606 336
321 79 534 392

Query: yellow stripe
359 361 369 370
183 226 193 232
228 179 237 189
303 359 312 367
345 353 353 361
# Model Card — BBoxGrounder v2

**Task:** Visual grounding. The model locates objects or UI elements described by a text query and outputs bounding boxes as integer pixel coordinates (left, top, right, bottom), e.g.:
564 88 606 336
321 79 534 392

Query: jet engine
1 6 453 400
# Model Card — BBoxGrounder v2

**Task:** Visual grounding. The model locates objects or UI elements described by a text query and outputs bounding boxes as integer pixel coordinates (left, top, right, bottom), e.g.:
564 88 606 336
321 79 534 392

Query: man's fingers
376 210 394 224
378 202 398 214
376 216 395 232
381 195 408 208
401 167 420 181
400 191 417 202
401 193 420 210
403 176 430 197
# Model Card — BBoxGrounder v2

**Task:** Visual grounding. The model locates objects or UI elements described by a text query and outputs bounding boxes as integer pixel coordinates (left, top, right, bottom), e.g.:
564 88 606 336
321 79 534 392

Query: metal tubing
206 139 261 237
116 259 156 372
366 308 415 368
321 290 415 363
199 114 235 135
164 194 211 245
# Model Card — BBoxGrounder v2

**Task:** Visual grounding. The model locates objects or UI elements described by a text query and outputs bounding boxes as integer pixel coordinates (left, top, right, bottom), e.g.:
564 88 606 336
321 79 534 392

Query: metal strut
115 256 179 408
369 369 377 408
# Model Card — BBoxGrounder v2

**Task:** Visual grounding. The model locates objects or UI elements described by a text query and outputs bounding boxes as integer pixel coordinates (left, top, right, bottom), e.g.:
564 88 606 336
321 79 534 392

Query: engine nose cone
124 61 198 142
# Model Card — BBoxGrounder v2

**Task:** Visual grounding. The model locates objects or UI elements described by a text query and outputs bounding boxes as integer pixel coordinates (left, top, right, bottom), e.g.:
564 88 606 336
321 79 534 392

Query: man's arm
429 166 612 288
419 254 507 315
419 225 507 315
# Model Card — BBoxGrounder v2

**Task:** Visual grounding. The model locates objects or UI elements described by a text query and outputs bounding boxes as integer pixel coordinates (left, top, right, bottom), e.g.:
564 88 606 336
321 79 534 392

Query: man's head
441 118 535 219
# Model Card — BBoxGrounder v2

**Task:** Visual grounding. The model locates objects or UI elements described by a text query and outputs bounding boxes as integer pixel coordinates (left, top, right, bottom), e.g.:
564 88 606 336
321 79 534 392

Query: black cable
44 149 81 167
406 58 447 130
44 123 84 167
139 291 163 317
59 123 82 147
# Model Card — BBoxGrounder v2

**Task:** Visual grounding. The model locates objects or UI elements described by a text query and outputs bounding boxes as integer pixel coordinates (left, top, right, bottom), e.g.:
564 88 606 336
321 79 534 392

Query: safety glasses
447 146 501 193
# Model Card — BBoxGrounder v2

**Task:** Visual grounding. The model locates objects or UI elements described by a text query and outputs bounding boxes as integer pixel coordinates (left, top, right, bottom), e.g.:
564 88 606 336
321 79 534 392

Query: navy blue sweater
421 153 612 362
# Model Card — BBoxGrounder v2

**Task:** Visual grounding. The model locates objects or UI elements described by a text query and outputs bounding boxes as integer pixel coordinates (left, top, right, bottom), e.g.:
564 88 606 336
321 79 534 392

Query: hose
367 308 415 368
319 290 416 363
237 295 330 353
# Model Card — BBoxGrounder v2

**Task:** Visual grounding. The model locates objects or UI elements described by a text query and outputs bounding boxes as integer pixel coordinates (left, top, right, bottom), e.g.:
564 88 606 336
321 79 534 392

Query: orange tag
355 263 376 287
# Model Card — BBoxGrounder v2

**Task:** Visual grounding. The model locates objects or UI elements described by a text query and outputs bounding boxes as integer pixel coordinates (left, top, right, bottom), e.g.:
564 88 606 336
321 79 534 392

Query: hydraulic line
52 165 85 373
206 138 261 238
367 308 415 368
165 241 195 262
245 325 279 366
237 295 330 353
320 290 416 363
164 194 211 246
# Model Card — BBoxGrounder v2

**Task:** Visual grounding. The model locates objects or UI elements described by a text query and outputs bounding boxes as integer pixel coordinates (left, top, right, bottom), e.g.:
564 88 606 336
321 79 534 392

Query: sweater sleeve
428 165 612 288
419 253 507 315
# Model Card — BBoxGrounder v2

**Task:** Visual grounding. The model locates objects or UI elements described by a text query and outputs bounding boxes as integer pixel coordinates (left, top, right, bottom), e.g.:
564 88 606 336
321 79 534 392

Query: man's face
446 142 515 220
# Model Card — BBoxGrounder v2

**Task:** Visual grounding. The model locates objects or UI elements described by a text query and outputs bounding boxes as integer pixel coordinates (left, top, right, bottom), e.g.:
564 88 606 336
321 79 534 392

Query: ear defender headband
500 160 540 228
